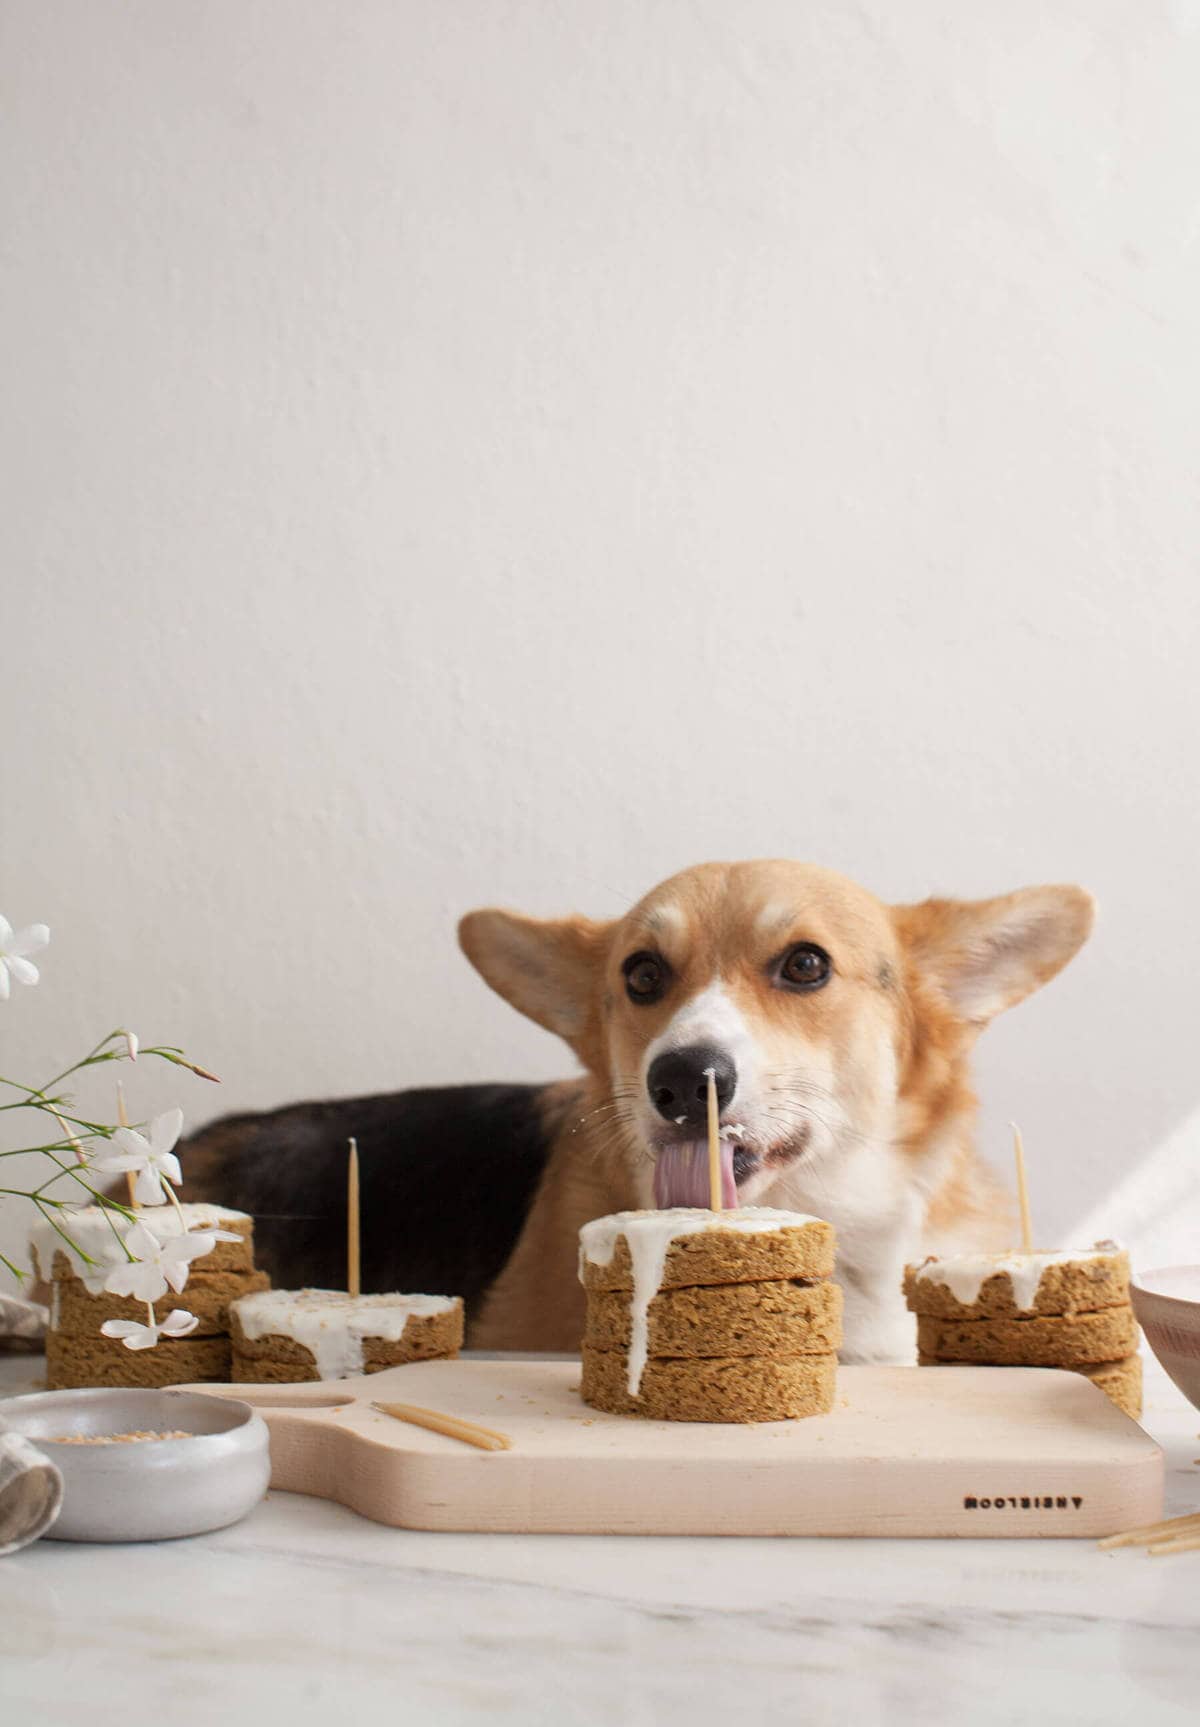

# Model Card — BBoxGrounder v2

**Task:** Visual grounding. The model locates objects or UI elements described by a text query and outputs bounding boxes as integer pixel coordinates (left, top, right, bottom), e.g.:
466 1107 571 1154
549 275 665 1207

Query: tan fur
462 861 1094 1359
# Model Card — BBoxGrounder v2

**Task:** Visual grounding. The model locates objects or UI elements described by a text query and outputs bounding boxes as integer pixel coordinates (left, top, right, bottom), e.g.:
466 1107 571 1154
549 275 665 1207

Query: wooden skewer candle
1149 1535 1200 1556
116 1082 137 1209
1011 1122 1033 1253
371 1400 512 1452
705 1067 723 1214
1098 1510 1200 1551
227 1134 465 1385
347 1136 361 1300
1148 1533 1200 1555
51 1108 84 1166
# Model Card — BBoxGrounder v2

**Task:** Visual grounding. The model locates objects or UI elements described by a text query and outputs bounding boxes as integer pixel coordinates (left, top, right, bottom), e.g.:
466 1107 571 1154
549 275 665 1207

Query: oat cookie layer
229 1295 463 1381
904 1248 1130 1320
584 1277 842 1359
581 1217 835 1294
53 1269 269 1338
1075 1354 1143 1418
916 1305 1138 1367
46 1330 231 1389
580 1345 837 1422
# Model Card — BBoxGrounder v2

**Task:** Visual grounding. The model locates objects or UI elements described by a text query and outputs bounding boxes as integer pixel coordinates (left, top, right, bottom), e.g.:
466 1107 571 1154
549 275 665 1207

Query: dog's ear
892 885 1095 1027
458 908 611 1049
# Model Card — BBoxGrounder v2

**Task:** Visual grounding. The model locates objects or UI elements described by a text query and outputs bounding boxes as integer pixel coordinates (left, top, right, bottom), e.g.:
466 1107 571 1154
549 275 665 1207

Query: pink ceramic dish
1131 1266 1200 1412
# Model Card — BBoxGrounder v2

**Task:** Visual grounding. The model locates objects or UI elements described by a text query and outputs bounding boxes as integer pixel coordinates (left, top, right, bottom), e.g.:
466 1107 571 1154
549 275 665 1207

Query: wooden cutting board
187 1358 1163 1538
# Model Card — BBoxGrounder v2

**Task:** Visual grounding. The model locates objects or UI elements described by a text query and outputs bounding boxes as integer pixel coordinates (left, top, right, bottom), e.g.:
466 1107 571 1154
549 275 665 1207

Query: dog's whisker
761 1101 883 1149
757 1096 896 1157
761 1081 900 1151
571 1105 627 1132
569 1089 642 1135
761 1071 850 1106
575 1090 637 1111
758 1102 843 1140
580 1118 646 1171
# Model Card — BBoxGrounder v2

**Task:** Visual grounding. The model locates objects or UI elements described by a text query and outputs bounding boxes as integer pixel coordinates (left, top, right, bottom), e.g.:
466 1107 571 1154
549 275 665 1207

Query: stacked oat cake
904 1242 1142 1416
31 1203 267 1389
229 1287 464 1381
579 1208 841 1422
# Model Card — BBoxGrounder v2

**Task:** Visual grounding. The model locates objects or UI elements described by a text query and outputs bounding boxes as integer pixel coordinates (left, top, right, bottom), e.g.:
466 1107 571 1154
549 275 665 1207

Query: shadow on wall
1075 1108 1200 1273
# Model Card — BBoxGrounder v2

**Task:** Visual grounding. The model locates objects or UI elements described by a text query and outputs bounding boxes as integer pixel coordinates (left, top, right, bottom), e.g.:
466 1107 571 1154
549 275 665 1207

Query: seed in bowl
47 1430 192 1444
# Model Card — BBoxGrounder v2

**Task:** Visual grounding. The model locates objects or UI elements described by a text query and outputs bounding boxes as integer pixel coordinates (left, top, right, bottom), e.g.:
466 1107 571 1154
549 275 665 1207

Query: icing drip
232 1288 458 1381
578 1207 820 1398
913 1241 1122 1311
28 1203 251 1294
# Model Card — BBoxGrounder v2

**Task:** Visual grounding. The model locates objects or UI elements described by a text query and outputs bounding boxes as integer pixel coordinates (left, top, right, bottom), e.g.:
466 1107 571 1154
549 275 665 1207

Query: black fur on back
178 1083 561 1313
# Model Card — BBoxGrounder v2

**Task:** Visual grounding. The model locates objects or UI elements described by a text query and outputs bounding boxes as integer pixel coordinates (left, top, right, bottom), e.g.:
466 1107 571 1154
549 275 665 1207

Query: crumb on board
47 1430 191 1444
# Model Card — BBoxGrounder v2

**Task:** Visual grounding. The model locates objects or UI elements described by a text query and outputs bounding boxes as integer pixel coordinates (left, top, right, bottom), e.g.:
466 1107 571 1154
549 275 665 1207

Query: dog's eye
622 951 668 1005
777 943 832 992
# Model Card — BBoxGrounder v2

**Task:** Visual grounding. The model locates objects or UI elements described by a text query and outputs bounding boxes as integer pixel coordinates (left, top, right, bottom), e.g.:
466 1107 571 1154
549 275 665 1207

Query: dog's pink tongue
653 1140 737 1211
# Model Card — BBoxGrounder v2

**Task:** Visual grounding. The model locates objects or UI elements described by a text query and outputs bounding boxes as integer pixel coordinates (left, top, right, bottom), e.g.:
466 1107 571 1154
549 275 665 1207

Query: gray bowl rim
0 1386 259 1451
1130 1263 1200 1318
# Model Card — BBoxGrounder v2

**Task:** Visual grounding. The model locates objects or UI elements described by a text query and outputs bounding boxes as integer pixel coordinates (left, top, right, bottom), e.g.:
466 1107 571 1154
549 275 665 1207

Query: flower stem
30 1197 96 1265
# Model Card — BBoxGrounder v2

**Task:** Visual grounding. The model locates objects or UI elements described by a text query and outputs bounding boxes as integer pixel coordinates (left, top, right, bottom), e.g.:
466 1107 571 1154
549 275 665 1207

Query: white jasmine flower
115 1029 139 1062
0 915 49 1000
103 1219 238 1303
101 1309 199 1351
89 1108 184 1203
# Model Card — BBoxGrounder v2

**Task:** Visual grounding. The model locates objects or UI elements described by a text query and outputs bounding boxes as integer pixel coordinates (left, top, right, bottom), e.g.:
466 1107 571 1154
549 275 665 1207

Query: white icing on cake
578 1207 821 1398
28 1202 251 1293
912 1241 1123 1312
231 1287 459 1382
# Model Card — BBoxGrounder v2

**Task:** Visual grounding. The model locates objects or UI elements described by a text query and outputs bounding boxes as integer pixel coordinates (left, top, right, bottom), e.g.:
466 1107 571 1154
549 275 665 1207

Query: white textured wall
3 1 1200 1278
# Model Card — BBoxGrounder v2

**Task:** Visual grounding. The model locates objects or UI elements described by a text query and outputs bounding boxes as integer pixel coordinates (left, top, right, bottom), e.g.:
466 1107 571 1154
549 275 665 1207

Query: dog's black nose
647 1045 737 1127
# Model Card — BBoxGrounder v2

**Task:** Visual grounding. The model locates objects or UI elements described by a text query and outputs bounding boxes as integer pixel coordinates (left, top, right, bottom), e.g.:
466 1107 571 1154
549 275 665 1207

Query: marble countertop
3 1353 1198 1727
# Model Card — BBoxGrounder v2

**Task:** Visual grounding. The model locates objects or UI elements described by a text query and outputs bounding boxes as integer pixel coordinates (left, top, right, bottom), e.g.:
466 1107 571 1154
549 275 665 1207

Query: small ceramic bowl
0 1386 270 1542
1130 1266 1200 1413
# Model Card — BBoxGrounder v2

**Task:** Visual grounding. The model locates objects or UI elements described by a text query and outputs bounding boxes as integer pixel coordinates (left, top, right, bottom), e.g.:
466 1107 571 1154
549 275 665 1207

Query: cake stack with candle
904 1243 1141 1416
228 1139 465 1383
579 1206 841 1421
579 1071 841 1422
31 1202 269 1390
904 1128 1141 1416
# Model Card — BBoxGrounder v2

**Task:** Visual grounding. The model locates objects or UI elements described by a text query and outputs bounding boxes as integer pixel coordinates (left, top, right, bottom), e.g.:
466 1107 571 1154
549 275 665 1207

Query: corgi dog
180 860 1092 1363
457 860 1094 1360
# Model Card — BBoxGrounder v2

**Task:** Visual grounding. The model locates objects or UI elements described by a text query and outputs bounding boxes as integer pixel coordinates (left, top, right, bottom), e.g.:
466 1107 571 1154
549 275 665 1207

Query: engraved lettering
959 1490 1086 1511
